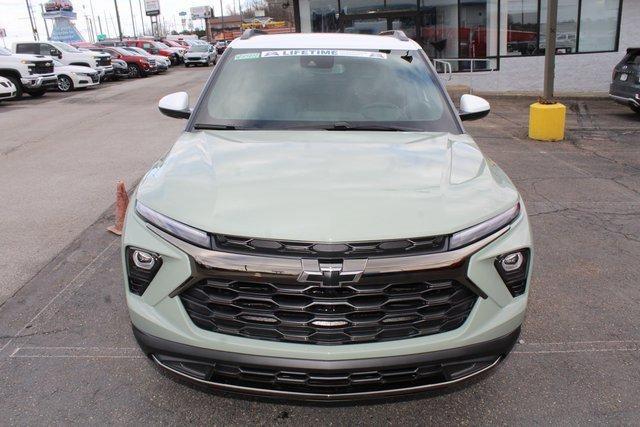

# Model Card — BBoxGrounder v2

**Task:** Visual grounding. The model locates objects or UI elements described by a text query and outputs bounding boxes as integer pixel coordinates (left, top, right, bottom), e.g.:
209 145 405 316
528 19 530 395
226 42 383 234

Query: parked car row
0 38 218 102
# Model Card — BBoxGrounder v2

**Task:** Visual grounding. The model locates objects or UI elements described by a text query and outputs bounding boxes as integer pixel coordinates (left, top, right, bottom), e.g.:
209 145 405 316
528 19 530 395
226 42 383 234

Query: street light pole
25 0 39 41
40 3 51 40
542 0 558 102
113 0 124 41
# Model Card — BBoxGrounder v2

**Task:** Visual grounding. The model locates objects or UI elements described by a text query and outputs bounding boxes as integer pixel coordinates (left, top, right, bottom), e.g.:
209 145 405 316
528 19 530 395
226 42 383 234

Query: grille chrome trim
146 224 510 289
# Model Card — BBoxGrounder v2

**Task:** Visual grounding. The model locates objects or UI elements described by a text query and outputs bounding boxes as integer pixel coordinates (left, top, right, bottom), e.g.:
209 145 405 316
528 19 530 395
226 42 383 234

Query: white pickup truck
0 46 58 98
13 41 114 80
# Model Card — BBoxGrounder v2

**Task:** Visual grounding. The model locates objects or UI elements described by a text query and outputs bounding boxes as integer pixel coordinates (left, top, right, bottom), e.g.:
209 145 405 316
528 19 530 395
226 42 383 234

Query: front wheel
4 75 23 98
57 75 74 92
128 64 141 78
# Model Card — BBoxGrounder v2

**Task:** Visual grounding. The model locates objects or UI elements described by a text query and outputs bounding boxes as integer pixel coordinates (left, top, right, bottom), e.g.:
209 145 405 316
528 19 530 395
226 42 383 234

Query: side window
15 43 38 54
40 44 53 56
143 43 152 49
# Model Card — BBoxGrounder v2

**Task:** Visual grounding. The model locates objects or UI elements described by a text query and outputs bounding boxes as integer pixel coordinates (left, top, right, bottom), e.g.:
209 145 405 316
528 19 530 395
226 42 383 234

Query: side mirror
50 48 61 58
159 92 191 119
459 94 490 121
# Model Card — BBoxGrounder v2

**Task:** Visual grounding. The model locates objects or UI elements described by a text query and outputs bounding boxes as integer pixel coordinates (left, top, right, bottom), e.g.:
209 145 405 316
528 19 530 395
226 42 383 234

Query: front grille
214 234 447 258
155 353 498 395
30 60 54 75
149 59 156 66
96 57 111 67
180 270 477 345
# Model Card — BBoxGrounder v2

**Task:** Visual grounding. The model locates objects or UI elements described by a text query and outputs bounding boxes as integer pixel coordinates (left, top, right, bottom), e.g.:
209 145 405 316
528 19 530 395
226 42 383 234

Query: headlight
450 203 520 250
135 201 211 248
21 60 34 65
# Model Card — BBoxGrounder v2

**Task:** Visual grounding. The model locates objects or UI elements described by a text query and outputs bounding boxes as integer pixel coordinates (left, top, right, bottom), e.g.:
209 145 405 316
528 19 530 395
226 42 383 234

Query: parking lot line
0 238 119 356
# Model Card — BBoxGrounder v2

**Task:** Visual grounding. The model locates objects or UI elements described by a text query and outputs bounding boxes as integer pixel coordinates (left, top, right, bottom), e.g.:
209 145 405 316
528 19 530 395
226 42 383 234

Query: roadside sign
145 0 160 16
190 6 213 20
97 33 106 41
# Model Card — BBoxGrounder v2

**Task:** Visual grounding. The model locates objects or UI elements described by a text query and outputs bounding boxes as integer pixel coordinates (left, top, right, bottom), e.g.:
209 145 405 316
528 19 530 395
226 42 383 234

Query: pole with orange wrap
107 180 129 235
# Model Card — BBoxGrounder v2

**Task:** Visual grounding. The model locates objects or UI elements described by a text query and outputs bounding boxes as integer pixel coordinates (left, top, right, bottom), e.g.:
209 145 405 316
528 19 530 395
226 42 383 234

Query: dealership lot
0 71 639 424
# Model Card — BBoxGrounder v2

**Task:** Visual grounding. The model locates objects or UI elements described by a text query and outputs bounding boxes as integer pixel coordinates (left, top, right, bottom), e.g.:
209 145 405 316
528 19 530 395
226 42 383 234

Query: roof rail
379 30 409 42
240 29 268 40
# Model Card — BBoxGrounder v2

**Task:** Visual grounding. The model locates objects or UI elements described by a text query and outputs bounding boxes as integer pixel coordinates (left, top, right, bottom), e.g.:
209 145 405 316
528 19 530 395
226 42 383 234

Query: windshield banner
258 50 387 59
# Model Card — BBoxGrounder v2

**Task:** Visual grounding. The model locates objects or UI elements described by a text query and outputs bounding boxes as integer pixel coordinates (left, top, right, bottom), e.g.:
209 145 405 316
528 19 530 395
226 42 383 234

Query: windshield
190 45 209 52
193 49 460 133
0 47 10 56
52 41 79 52
127 47 148 56
113 47 132 56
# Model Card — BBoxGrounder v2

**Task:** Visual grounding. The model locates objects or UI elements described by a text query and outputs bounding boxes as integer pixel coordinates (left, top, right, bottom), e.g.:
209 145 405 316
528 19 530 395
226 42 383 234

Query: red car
124 40 179 65
90 47 154 78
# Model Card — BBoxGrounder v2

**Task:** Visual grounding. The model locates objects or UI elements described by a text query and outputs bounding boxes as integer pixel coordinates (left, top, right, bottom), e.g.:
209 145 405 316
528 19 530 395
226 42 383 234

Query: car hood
56 64 96 73
8 53 51 62
136 131 520 242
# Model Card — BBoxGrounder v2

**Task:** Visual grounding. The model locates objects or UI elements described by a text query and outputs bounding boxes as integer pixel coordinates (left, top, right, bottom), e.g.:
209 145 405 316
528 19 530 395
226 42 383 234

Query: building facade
293 0 637 93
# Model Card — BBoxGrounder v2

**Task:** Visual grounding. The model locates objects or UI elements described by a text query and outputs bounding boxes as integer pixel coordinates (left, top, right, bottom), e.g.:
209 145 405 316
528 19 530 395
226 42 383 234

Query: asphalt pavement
1 71 639 425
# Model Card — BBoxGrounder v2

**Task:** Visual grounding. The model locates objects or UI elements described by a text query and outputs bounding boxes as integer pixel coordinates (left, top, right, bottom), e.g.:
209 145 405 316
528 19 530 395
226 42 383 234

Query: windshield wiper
193 123 238 130
328 122 421 132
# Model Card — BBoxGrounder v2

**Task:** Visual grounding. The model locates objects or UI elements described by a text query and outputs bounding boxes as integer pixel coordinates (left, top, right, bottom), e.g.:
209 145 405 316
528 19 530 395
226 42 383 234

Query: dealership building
292 0 636 93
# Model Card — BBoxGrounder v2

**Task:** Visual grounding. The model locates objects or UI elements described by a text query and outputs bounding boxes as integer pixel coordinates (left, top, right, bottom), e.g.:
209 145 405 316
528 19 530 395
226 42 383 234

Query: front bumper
21 74 58 89
184 56 209 64
96 66 114 78
609 83 640 107
123 195 532 398
135 325 519 401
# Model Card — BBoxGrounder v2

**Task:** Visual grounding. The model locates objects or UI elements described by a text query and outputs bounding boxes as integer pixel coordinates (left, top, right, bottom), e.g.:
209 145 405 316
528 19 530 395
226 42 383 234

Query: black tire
3 75 23 98
57 75 74 92
630 104 640 114
26 88 46 98
185 63 190 68
127 64 141 78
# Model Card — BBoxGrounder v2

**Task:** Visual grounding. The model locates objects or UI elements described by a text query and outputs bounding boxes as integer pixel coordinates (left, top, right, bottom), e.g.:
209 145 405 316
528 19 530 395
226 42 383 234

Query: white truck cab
13 41 114 79
0 46 58 98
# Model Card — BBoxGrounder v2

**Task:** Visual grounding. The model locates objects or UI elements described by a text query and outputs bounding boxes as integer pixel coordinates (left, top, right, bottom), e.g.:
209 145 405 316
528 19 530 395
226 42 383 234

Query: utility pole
220 0 225 35
98 15 104 36
25 0 39 41
542 0 558 102
128 0 136 37
113 0 124 40
90 0 98 38
40 3 50 40
138 0 145 35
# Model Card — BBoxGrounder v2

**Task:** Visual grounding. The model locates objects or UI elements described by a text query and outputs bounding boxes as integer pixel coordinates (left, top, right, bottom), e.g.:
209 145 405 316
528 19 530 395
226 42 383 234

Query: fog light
495 249 530 297
500 252 523 272
132 250 155 270
127 247 162 296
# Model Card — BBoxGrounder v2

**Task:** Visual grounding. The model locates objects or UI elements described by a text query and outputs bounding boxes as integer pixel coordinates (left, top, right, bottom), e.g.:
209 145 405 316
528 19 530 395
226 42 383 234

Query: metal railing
432 58 497 78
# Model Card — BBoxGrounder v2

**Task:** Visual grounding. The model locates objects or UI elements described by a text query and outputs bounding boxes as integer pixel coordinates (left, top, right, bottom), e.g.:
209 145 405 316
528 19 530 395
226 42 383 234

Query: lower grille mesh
180 274 477 345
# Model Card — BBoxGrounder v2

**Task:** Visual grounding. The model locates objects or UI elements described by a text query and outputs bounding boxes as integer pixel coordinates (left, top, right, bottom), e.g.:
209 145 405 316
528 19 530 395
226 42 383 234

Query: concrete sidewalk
1 92 639 424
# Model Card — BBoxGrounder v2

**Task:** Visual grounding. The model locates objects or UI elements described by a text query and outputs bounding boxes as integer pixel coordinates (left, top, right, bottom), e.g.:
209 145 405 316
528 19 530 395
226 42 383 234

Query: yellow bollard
528 102 566 141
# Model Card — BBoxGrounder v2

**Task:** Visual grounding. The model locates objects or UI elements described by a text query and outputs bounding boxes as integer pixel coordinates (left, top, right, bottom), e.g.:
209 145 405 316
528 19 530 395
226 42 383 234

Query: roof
229 33 422 51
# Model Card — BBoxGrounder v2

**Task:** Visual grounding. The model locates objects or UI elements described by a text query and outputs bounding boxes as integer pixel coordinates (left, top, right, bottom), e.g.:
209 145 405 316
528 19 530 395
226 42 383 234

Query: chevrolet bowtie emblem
298 259 366 287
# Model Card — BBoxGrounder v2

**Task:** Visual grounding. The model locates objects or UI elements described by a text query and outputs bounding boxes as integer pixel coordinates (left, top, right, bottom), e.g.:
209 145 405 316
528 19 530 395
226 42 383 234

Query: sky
0 0 242 47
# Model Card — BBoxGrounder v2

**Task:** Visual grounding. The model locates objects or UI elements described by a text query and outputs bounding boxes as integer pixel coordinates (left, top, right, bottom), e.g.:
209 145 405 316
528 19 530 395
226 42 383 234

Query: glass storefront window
420 0 459 59
341 0 417 15
343 17 387 34
502 0 539 56
578 0 621 52
308 0 340 33
540 0 579 54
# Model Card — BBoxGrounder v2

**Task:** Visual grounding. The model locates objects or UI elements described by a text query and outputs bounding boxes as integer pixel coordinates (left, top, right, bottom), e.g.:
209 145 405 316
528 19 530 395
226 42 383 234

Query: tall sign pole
113 0 124 40
542 0 558 102
40 3 51 40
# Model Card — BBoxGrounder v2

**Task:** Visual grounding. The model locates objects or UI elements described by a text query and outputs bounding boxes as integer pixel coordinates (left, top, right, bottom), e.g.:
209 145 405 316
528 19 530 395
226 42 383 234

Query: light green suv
123 30 533 401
